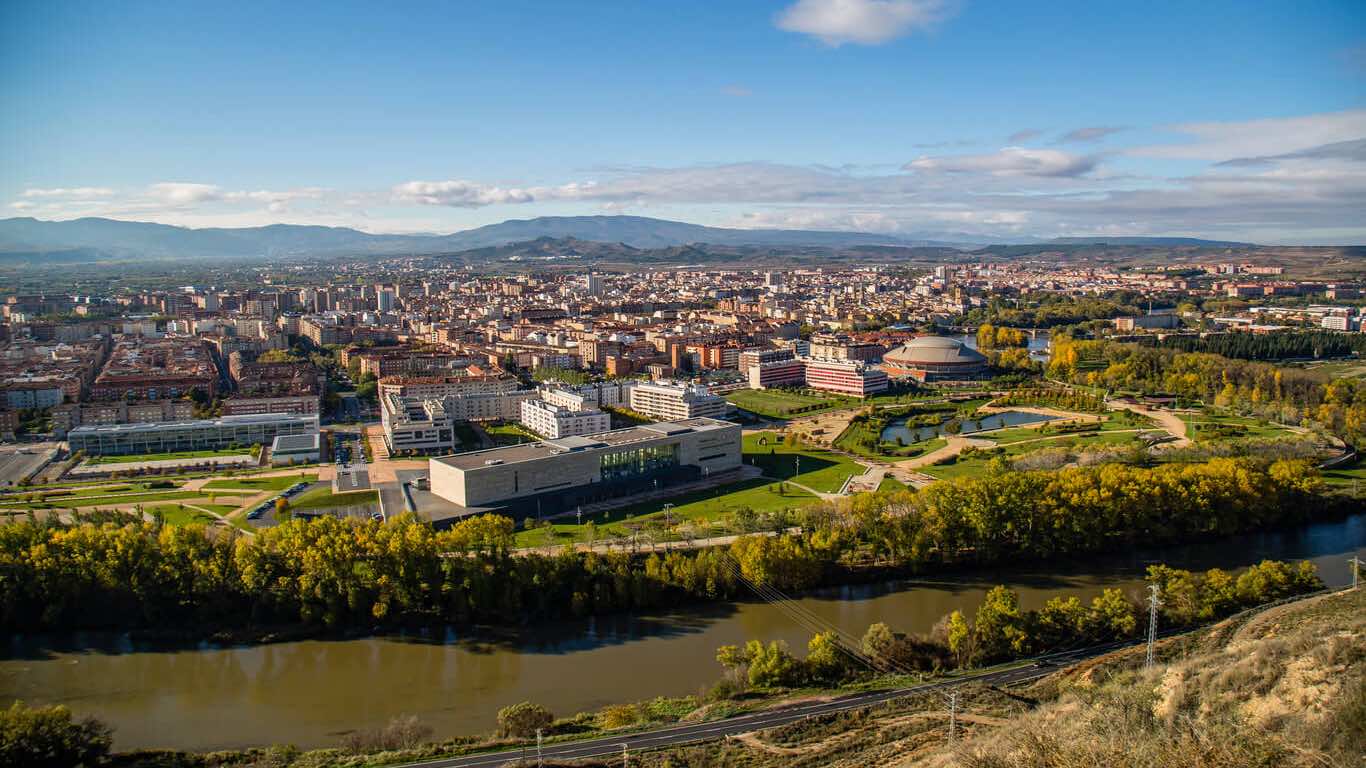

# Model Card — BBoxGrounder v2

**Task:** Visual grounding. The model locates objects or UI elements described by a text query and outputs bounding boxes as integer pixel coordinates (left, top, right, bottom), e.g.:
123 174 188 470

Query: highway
392 638 1136 768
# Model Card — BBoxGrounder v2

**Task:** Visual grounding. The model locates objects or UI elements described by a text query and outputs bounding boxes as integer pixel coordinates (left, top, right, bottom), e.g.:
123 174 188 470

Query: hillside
0 214 945 261
625 587 1364 768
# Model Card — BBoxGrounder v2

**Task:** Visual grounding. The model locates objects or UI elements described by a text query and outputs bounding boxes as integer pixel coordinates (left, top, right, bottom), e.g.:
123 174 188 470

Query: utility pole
536 728 543 768
1145 584 1162 669
620 743 629 768
1349 555 1363 590
945 690 958 742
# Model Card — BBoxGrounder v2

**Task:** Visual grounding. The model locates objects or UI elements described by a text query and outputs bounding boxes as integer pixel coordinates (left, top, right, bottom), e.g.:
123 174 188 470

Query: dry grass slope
621 588 1364 768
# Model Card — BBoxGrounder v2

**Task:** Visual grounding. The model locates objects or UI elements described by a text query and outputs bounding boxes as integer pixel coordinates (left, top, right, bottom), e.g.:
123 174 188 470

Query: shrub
0 700 112 768
497 701 553 738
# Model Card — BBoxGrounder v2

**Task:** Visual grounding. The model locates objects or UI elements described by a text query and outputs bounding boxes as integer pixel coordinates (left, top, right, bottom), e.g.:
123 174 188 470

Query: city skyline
3 0 1364 243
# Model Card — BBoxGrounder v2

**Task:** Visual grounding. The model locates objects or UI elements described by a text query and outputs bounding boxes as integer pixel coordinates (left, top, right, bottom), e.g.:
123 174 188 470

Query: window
600 442 679 481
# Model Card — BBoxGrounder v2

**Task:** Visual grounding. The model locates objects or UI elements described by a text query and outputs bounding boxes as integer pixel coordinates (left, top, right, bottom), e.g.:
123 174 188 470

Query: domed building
881 336 989 383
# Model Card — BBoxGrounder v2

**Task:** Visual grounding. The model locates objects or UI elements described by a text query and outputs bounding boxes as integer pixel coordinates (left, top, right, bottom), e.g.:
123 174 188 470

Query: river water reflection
3 513 1362 751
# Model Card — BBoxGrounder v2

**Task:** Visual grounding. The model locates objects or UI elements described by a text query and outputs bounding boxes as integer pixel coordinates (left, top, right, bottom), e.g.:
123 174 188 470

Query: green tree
0 701 112 768
805 631 848 683
496 701 553 738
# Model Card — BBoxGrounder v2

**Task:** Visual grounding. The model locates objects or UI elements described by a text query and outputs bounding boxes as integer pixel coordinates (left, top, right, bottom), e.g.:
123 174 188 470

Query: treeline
1049 337 1366 445
963 295 1144 328
0 456 1339 635
1158 330 1366 361
714 560 1323 690
991 387 1108 413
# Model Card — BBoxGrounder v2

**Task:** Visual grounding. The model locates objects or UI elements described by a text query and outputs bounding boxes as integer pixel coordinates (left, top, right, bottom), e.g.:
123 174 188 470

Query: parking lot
0 446 57 486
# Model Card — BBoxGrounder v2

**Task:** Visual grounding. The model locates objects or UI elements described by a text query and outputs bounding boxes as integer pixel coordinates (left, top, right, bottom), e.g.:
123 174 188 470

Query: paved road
393 639 1137 768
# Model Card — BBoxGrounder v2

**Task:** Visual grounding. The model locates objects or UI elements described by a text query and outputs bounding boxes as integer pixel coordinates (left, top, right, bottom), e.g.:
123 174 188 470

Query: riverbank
4 510 1362 753
82 584 1366 767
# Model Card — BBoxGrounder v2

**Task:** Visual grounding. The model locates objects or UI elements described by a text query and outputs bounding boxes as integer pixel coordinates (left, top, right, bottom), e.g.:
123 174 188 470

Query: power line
1145 584 1162 669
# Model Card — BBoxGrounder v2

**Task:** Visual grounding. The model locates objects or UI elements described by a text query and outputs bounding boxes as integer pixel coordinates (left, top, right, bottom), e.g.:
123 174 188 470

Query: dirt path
894 436 993 470
1107 402 1191 447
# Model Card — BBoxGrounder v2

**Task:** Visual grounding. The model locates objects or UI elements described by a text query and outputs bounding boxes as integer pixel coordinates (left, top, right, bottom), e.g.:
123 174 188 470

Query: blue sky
2 0 1364 242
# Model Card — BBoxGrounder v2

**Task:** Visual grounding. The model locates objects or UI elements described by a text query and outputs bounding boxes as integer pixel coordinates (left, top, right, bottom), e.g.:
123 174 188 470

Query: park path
1106 402 1192 447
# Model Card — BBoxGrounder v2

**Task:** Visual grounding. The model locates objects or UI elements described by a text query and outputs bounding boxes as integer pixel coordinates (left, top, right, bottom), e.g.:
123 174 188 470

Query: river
3 513 1363 752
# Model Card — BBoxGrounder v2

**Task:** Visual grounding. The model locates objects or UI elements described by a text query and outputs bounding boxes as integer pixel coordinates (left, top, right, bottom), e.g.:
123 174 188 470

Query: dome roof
884 336 988 366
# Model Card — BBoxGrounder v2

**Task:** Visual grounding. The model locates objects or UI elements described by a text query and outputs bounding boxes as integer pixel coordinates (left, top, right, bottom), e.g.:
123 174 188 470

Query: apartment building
627 380 728 421
519 398 611 439
802 358 889 396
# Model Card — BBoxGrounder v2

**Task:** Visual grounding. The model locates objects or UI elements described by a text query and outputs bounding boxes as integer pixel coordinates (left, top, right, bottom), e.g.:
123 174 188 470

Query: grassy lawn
512 477 818 547
485 422 539 446
1181 411 1293 441
877 475 907 491
202 473 317 491
287 487 378 510
88 448 254 465
744 431 865 493
0 489 210 509
193 502 245 515
1322 458 1366 490
919 430 1149 481
147 504 219 526
726 389 843 418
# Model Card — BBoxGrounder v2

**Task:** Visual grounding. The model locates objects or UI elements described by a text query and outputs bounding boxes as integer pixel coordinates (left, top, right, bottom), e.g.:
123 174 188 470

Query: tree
973 586 1028 661
745 639 801 688
275 497 290 517
0 701 112 768
805 631 849 682
496 701 553 738
946 610 973 667
860 621 896 664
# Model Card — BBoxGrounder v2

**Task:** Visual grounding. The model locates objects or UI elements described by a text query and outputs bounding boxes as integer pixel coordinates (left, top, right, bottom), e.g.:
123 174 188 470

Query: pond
880 409 1060 445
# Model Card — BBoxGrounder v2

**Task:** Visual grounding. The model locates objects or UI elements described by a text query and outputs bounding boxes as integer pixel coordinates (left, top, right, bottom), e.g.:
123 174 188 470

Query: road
392 639 1138 768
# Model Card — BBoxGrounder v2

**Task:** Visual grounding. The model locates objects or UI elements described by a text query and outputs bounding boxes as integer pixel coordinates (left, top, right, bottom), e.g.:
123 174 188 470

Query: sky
2 0 1364 243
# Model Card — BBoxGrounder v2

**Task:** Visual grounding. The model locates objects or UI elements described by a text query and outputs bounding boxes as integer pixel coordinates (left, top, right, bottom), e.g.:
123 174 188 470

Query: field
202 473 316 492
88 448 253 465
512 477 817 547
726 389 844 418
743 431 865 493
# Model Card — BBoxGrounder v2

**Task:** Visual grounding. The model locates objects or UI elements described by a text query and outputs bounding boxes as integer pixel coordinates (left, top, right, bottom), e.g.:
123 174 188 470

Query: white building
380 393 455 454
519 399 611 439
628 380 727 421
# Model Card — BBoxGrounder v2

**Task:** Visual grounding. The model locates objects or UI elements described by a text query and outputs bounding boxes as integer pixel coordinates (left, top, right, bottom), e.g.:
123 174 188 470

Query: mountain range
0 214 1255 263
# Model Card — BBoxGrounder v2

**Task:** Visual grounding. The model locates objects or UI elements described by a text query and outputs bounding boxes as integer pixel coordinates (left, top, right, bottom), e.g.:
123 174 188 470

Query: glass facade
599 442 680 482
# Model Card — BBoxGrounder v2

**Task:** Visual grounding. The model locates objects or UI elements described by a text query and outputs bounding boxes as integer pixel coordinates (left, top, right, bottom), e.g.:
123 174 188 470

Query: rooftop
432 417 734 471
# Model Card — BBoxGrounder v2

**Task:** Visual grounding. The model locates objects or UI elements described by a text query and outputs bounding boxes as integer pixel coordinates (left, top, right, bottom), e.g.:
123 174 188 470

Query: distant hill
1048 236 1254 247
0 215 967 261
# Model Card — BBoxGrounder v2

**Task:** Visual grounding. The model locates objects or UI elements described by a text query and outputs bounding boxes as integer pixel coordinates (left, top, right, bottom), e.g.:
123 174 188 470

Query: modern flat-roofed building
429 417 740 517
747 358 806 389
802 358 889 396
270 433 321 465
68 413 318 456
380 393 455 454
627 380 727 421
519 398 610 439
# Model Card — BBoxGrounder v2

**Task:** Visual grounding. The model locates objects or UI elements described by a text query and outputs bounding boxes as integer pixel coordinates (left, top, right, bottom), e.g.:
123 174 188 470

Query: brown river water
3 513 1363 752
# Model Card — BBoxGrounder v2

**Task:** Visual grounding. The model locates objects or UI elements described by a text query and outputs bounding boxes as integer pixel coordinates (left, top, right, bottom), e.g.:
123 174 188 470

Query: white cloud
720 84 753 97
392 180 540 207
906 147 1099 177
20 187 116 199
775 0 950 46
149 182 224 205
1131 109 1366 162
